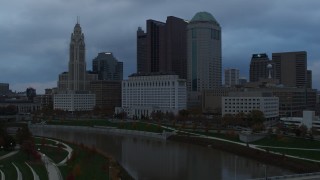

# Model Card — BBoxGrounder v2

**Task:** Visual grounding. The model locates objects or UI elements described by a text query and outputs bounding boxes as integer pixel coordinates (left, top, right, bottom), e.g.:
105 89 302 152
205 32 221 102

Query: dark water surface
32 127 293 180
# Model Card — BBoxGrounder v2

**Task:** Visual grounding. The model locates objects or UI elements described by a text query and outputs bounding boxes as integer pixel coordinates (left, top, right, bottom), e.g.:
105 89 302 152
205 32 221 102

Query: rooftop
190 12 219 24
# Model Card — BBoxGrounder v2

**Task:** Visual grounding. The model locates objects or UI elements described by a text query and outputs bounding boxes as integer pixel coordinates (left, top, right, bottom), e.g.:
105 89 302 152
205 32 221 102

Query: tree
221 114 234 127
299 124 308 137
16 126 32 145
247 110 265 125
235 112 246 127
178 109 189 123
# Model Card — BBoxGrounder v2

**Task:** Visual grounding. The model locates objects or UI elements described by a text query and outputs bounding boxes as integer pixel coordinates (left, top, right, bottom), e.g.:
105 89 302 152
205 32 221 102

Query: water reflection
32 127 292 180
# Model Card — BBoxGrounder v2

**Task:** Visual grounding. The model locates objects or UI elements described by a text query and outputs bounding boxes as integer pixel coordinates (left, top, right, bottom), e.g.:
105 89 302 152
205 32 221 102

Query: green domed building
187 11 222 93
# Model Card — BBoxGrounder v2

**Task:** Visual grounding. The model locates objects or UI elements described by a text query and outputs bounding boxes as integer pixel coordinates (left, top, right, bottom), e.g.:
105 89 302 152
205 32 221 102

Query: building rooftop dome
190 12 218 24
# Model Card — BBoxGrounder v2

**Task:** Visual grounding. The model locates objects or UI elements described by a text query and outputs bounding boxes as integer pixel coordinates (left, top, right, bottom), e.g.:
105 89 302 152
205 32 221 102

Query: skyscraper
137 27 147 73
92 52 123 81
307 70 312 89
54 21 96 111
57 22 98 91
272 51 307 88
187 11 222 92
249 53 274 82
225 68 239 87
136 16 187 78
68 22 87 91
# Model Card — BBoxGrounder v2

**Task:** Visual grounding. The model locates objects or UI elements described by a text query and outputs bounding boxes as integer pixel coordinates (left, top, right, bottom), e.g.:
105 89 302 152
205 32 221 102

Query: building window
192 29 197 38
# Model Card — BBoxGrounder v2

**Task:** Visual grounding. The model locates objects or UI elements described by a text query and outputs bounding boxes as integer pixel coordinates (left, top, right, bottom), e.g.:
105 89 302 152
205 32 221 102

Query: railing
250 172 320 180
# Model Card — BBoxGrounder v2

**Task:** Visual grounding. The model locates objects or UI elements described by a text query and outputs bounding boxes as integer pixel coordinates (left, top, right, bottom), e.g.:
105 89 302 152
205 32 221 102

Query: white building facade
280 111 320 131
115 74 187 118
53 92 95 111
222 92 279 121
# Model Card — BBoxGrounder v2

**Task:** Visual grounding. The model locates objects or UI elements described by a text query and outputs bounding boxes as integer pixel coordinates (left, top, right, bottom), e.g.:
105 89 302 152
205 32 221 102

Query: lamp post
263 164 267 180
234 156 237 180
109 166 112 180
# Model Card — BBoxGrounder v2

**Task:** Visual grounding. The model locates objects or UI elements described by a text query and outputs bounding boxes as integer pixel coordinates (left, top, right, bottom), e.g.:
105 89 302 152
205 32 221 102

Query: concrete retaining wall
29 125 174 140
239 131 268 143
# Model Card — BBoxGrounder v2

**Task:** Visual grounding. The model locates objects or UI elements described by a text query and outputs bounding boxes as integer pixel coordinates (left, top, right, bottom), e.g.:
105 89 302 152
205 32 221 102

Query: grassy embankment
47 119 170 133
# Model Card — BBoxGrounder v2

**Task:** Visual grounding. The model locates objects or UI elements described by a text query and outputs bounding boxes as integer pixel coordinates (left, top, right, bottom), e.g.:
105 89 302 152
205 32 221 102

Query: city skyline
0 0 320 93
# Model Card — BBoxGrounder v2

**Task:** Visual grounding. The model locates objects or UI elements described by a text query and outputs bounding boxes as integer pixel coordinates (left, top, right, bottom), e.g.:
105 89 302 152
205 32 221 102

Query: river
31 126 293 180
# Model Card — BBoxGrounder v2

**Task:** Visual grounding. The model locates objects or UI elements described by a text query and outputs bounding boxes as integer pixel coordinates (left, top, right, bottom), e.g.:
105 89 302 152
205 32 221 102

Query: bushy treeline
0 105 17 115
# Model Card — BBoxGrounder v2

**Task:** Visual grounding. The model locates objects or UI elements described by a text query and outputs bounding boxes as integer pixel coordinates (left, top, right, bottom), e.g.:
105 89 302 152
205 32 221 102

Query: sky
0 0 319 94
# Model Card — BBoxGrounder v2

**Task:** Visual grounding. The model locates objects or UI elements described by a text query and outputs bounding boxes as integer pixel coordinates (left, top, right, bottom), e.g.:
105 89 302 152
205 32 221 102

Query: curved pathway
39 152 62 180
44 138 73 165
12 163 22 180
0 169 4 180
25 162 40 180
0 150 19 160
158 123 320 163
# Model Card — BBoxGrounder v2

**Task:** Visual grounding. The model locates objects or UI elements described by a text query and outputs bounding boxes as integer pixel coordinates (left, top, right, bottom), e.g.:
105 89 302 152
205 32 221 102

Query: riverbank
169 135 320 173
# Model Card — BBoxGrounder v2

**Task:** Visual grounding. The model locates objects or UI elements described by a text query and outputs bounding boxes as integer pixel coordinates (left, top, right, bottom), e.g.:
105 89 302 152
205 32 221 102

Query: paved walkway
12 163 22 180
0 150 19 160
39 152 62 180
45 138 73 165
25 162 40 180
159 124 320 163
0 169 4 180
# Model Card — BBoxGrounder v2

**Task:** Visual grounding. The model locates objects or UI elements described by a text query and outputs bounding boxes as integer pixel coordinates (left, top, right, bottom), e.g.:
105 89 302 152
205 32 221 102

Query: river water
32 126 293 180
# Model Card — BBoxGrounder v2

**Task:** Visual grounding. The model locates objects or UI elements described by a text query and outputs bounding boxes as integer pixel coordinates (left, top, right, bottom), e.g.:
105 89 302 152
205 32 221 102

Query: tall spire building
55 21 97 111
68 23 87 91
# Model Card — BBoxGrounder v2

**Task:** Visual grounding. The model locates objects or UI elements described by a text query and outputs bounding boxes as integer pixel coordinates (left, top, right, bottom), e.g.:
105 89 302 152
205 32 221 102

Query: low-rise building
90 80 121 110
53 91 95 111
280 111 320 131
115 73 186 118
222 92 279 122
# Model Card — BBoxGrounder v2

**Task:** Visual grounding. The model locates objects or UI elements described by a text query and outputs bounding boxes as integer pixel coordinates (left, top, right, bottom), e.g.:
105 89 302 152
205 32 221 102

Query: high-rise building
92 52 123 81
239 77 248 85
307 70 312 89
54 21 96 111
68 22 87 91
0 83 9 96
57 22 98 91
272 51 307 88
224 68 239 87
187 12 222 92
137 16 187 79
249 53 274 82
137 27 147 74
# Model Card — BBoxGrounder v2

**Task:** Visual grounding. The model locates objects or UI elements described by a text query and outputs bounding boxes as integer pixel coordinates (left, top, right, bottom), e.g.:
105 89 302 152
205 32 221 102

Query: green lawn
28 162 48 180
34 137 60 146
15 162 33 180
0 151 10 157
46 119 171 133
252 135 320 149
47 119 115 127
260 147 320 161
59 143 109 180
183 130 241 142
36 145 68 164
0 151 40 180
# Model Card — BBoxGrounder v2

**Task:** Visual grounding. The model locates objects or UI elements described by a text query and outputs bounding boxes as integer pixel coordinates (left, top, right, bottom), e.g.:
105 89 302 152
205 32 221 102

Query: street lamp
263 164 267 180
109 166 112 180
234 156 237 180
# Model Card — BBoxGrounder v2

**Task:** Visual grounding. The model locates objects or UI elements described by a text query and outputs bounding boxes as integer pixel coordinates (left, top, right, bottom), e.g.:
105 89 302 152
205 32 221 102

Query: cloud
0 0 319 93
